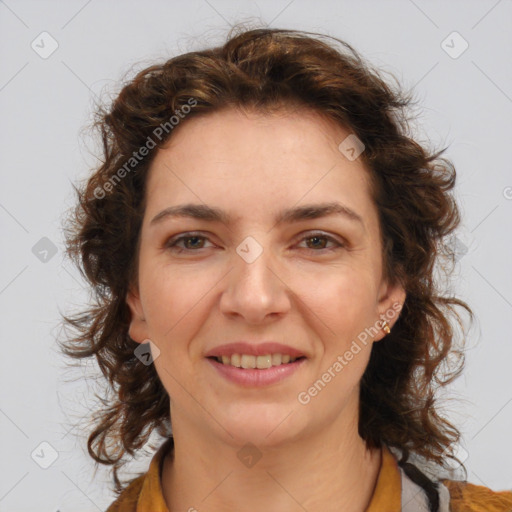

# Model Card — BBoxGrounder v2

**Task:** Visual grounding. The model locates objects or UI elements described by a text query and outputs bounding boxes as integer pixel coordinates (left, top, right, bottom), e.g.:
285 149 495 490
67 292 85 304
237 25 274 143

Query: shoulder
104 437 174 511
105 474 146 512
442 478 512 512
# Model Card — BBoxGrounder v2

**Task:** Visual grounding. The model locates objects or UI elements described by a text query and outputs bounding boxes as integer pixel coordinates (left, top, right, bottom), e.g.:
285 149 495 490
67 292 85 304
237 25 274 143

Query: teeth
215 353 299 368
241 354 256 369
256 355 272 369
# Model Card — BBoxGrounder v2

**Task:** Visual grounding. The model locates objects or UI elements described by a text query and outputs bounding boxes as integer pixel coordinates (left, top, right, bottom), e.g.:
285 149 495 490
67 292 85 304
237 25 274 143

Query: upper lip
205 342 306 358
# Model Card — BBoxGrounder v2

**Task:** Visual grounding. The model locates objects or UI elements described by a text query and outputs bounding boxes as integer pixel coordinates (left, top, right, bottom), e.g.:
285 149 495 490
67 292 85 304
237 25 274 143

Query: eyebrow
150 202 364 228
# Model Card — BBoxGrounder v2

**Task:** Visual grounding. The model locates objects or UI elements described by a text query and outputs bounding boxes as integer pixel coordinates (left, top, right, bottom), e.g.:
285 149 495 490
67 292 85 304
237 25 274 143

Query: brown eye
165 233 212 252
297 232 344 252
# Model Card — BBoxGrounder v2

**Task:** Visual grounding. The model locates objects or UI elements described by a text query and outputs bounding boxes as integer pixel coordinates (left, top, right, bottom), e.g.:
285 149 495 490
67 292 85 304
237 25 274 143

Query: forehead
144 106 376 230
155 105 355 167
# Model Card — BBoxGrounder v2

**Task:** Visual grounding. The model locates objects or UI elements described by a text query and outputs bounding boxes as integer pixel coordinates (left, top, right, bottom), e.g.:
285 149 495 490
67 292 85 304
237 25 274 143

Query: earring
381 319 391 334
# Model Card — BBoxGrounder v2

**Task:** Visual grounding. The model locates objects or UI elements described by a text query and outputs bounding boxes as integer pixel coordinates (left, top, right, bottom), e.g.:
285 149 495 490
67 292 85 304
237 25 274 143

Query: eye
164 231 345 254
296 232 345 253
164 232 213 253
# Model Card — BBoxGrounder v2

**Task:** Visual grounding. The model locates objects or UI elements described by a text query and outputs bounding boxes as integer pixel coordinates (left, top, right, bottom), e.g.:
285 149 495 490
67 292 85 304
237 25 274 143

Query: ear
126 285 149 344
373 278 406 342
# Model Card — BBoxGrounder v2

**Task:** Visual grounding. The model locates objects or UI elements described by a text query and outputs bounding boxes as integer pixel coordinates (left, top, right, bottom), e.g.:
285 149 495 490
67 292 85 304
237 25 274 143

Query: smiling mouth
208 354 306 369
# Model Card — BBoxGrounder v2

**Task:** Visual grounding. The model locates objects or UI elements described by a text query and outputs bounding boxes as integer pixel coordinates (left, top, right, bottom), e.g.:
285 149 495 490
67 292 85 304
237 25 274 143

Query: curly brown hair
60 25 473 496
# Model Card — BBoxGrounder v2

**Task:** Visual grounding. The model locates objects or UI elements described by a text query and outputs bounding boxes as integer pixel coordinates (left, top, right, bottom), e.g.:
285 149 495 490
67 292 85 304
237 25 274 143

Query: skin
126 106 406 512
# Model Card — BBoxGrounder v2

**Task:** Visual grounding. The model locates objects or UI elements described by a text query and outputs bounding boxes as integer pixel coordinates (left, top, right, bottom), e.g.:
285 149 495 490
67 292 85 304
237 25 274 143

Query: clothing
106 437 512 511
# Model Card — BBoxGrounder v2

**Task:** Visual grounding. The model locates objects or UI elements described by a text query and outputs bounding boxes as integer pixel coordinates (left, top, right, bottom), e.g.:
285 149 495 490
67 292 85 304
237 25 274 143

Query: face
126 106 405 448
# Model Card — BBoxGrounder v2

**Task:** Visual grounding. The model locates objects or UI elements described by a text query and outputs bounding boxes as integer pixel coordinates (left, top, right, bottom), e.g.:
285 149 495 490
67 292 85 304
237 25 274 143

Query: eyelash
164 231 345 254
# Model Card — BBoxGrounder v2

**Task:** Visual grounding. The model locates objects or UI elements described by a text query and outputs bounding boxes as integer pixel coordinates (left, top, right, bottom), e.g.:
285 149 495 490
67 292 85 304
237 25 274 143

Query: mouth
207 354 307 369
206 354 306 387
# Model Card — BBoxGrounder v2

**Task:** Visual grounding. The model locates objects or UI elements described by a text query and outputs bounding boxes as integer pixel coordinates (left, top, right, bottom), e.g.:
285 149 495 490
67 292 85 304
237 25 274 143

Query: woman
61 26 512 511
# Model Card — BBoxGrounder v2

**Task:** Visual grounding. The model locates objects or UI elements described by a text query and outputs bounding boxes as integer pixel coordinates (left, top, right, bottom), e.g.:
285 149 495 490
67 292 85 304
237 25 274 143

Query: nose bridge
220 235 289 322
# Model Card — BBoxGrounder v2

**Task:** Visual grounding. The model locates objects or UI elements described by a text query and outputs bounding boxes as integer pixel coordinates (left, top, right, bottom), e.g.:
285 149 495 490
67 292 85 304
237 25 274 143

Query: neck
162 405 382 512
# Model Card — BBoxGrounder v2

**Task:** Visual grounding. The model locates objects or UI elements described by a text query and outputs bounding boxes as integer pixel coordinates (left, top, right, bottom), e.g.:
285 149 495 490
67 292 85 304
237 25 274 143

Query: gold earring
382 320 391 334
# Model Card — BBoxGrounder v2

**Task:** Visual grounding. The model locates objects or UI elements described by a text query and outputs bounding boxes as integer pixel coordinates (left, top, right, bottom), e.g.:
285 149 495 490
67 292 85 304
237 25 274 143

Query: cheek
139 258 224 354
138 262 191 342
294 264 377 336
141 265 209 396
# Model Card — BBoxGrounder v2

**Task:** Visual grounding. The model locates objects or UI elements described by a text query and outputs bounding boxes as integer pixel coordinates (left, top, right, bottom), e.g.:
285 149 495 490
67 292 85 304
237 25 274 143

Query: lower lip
206 357 306 387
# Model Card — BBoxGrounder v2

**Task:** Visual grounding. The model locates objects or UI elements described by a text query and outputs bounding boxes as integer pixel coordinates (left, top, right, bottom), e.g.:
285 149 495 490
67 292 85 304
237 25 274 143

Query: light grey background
1 0 511 510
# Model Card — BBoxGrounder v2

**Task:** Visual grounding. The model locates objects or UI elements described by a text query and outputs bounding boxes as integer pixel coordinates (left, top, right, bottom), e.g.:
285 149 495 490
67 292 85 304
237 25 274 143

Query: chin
218 403 304 448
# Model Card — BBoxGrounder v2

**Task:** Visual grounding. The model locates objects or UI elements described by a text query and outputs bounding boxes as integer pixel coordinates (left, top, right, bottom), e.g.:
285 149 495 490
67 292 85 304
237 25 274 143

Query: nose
219 240 291 324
